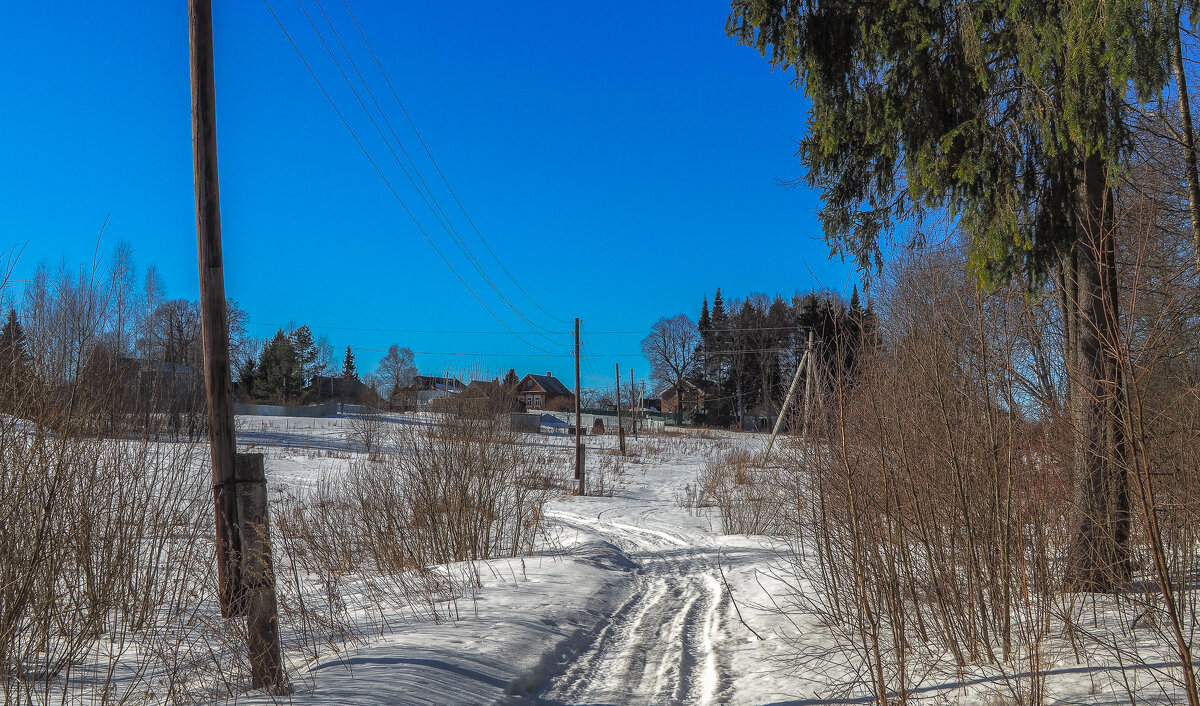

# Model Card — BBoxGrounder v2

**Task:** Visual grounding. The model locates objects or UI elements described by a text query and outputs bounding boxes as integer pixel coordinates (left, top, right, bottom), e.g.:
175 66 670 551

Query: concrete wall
233 401 340 418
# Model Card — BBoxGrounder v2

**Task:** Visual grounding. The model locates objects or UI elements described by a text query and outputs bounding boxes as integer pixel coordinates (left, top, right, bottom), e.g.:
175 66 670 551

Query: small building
659 380 706 416
310 375 372 406
395 375 466 412
515 372 575 411
458 379 523 416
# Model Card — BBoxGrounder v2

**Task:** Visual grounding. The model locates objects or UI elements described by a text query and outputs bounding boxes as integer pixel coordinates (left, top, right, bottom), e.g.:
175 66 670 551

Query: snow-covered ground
226 414 1191 705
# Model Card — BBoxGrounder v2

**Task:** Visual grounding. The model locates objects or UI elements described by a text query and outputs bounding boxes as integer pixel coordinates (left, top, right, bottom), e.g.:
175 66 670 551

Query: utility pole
762 330 812 464
630 367 637 439
191 0 283 688
574 317 584 495
190 0 240 618
615 362 625 455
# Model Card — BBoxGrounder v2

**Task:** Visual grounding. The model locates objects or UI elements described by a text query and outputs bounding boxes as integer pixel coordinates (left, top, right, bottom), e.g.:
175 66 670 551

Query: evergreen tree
289 325 319 390
341 346 358 380
709 288 730 392
0 309 31 411
254 330 302 404
502 368 519 390
697 296 712 385
728 0 1168 589
0 309 30 373
236 357 257 399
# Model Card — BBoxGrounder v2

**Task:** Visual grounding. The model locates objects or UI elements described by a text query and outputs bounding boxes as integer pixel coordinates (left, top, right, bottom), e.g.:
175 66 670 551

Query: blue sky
1 1 853 389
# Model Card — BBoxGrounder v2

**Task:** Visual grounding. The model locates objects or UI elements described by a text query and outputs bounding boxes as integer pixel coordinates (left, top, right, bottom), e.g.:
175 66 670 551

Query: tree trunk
676 379 684 425
1064 152 1131 592
1172 0 1200 271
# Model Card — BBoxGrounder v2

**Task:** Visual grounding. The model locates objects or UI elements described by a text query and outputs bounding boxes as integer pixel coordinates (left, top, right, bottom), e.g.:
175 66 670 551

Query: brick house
659 380 705 415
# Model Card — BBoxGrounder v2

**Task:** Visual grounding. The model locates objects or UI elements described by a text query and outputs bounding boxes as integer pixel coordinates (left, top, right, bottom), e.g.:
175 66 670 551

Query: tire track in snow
535 512 734 705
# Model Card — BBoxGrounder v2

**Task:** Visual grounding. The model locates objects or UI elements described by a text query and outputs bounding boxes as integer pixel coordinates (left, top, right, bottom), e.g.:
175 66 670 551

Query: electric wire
262 0 558 354
293 0 566 345
339 0 571 326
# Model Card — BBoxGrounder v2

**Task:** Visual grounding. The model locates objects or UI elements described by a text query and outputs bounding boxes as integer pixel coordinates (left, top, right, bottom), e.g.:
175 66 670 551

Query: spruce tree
728 0 1168 591
0 309 31 412
341 346 358 380
236 357 257 399
709 288 729 387
289 325 319 390
0 309 30 372
255 330 301 404
697 296 712 386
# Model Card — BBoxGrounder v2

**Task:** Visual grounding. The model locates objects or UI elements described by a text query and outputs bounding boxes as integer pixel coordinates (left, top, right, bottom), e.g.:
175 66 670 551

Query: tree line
640 287 875 427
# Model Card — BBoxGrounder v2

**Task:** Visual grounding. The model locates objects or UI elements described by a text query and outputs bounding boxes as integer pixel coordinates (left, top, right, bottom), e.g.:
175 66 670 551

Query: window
534 395 542 408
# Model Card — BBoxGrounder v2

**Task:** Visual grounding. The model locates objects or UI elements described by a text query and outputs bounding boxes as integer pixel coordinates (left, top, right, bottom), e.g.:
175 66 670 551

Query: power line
292 0 565 345
339 0 571 326
247 321 570 335
262 0 559 354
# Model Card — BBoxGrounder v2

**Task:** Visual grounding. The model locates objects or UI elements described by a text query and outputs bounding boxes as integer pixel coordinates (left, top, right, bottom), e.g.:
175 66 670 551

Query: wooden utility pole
574 317 584 495
762 330 813 464
615 362 625 455
630 367 637 439
191 3 284 689
190 0 241 618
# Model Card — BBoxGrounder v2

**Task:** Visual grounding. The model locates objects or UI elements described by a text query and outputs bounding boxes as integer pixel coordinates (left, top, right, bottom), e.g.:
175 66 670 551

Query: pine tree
502 368 519 390
341 346 358 380
728 0 1168 590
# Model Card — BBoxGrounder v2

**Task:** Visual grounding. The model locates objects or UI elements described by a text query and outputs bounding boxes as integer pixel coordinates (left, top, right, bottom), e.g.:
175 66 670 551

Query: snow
47 412 1192 705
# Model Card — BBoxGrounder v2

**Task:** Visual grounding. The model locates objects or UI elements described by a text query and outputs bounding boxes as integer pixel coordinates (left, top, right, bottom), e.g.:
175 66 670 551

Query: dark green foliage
727 0 1165 589
341 346 358 380
0 309 31 412
726 0 1168 286
236 357 257 399
253 330 303 404
0 309 30 374
290 325 319 390
691 288 875 427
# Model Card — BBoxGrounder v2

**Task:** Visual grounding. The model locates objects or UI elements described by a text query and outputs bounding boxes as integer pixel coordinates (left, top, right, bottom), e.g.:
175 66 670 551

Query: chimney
546 371 552 377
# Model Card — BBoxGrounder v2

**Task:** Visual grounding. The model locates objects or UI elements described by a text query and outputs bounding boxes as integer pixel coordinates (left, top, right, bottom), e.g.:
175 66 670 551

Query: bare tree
641 314 699 424
376 344 417 401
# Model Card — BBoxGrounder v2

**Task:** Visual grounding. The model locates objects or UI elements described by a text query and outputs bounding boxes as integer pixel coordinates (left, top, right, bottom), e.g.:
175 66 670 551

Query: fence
537 410 665 434
232 401 340 418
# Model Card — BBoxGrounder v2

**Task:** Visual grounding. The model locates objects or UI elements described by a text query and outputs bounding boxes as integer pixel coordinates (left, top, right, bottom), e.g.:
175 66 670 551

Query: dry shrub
273 411 556 653
767 248 1072 704
699 449 785 534
0 408 255 704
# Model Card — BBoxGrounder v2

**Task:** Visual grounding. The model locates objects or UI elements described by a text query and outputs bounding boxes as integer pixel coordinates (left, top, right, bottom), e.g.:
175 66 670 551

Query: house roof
520 373 572 396
407 375 466 391
462 380 502 396
659 379 704 398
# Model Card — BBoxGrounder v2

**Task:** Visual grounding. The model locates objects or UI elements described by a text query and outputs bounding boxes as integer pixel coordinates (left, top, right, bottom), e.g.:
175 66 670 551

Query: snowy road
535 509 735 705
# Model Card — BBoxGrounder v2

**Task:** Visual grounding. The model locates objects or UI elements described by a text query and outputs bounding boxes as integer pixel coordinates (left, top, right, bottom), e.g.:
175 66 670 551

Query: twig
717 548 764 641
